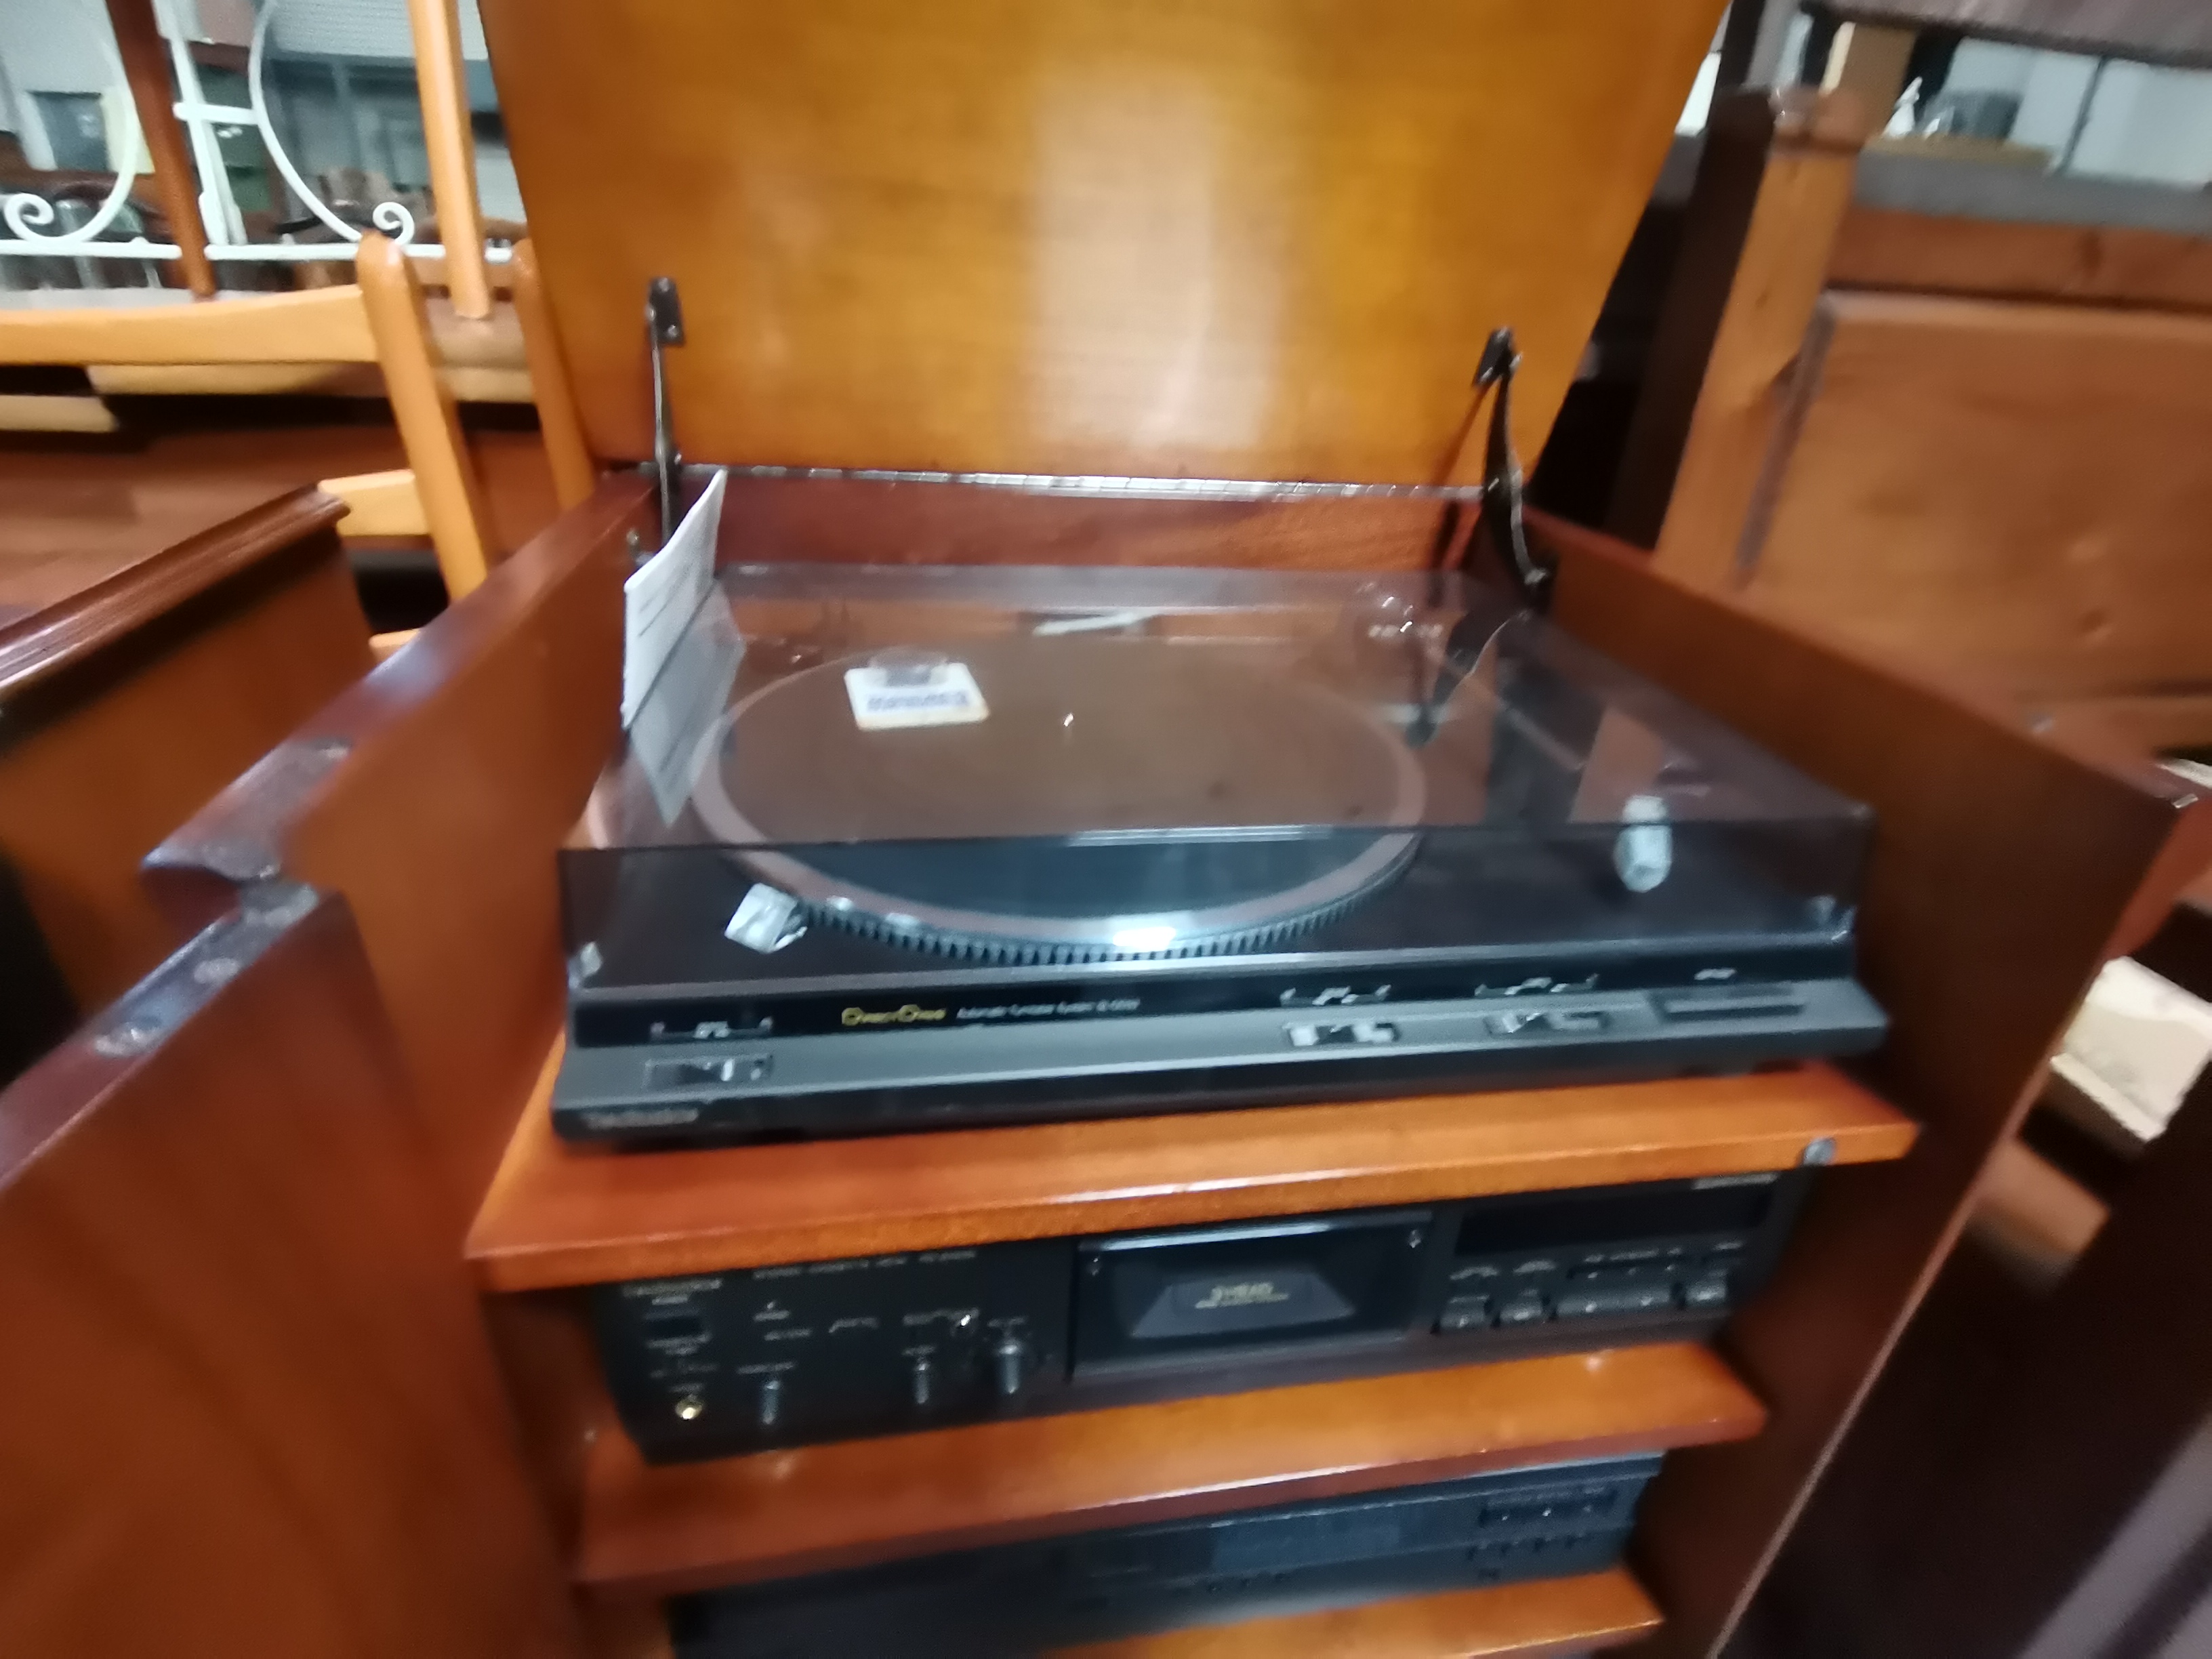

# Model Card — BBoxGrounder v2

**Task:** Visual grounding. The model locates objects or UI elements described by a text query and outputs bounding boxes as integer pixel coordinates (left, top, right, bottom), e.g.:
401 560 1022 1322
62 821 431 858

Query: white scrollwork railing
242 0 417 251
0 6 167 258
0 0 506 272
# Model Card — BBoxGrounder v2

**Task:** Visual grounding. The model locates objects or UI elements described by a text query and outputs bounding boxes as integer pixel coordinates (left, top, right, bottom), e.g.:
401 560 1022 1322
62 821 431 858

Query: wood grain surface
0 483 346 699
0 408 563 566
1536 513 2212 1658
0 485 367 1008
514 239 599 510
1744 291 2212 701
325 467 430 538
407 0 491 320
1057 1568 1660 1659
146 474 652 1235
0 283 380 365
468 1046 1915 1290
104 0 214 296
477 0 1724 479
2043 690 2212 756
577 1345 1763 1597
0 891 581 1658
1826 0 2212 68
358 232 497 595
1618 89 1868 577
1830 205 2212 316
711 472 1456 570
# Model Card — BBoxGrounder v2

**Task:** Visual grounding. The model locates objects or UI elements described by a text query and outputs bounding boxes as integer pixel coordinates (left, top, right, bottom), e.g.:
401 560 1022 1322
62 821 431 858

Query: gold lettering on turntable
842 1004 949 1027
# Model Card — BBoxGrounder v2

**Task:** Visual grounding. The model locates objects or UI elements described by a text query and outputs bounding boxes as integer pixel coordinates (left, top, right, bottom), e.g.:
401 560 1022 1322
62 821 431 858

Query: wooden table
0 476 368 1075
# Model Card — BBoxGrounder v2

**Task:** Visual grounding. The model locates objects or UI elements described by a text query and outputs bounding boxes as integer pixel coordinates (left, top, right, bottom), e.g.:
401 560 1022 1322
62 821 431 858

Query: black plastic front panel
669 1455 1662 1659
596 1172 1809 1464
595 1242 1073 1458
1073 1210 1434 1370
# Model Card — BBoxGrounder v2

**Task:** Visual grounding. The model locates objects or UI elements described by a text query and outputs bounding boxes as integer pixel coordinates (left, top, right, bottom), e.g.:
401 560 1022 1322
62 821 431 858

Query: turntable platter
690 638 1427 962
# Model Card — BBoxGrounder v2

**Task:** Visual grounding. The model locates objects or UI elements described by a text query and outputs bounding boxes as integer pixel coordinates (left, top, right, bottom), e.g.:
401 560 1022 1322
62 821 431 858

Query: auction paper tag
843 661 989 731
623 469 726 728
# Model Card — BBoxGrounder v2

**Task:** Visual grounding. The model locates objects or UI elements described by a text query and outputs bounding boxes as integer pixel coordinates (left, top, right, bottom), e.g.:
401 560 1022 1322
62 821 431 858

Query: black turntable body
554 565 1885 1146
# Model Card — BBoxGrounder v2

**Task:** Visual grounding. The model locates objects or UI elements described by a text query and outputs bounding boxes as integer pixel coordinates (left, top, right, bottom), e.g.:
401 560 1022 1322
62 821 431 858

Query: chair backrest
0 886 581 1656
0 236 494 600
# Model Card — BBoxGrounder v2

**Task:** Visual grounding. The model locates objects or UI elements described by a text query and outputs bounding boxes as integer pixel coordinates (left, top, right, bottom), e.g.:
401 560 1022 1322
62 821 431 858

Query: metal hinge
646 275 686 546
1470 327 1554 613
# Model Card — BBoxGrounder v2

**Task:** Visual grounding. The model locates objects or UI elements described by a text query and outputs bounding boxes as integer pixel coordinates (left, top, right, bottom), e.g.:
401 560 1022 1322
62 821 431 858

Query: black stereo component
670 1454 1661 1659
596 1170 1807 1462
556 563 1885 1147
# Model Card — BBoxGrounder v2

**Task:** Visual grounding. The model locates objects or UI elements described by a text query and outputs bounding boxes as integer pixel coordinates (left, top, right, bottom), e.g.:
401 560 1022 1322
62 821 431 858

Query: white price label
843 661 989 731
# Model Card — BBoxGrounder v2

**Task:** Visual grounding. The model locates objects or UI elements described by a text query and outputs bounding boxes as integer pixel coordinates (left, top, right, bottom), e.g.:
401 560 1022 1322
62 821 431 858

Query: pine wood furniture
0 237 494 605
100 0 493 311
1614 81 2212 753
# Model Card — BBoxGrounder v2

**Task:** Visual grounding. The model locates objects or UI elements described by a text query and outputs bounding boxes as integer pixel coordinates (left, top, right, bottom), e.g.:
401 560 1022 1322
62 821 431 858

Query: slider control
992 1336 1031 1398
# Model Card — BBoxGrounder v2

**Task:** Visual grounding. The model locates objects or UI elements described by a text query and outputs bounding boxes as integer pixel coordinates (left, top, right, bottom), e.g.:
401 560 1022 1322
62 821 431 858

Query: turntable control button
908 1354 934 1408
1286 1021 1399 1049
1497 1290 1549 1327
1437 1296 1493 1333
1545 1010 1610 1034
1654 987 1805 1021
1486 1010 1610 1038
756 1375 783 1429
1683 1274 1732 1310
991 1336 1031 1398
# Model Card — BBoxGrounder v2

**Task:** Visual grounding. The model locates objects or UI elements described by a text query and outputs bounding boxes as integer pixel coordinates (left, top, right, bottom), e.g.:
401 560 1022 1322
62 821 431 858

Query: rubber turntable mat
698 638 1428 962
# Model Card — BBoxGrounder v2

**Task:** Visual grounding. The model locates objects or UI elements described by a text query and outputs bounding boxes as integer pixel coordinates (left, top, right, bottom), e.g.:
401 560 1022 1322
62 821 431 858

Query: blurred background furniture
1562 8 2212 1656
0 474 363 1084
1609 5 2212 756
0 0 575 632
0 232 495 609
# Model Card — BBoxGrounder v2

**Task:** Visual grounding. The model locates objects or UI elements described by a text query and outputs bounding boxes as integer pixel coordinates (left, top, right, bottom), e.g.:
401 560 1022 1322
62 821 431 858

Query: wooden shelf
577 1343 1763 1598
469 1041 1916 1290
1053 1567 1660 1658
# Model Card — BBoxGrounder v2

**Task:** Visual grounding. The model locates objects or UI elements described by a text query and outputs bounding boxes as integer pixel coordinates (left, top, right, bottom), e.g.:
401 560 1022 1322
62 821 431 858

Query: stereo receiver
670 1454 1661 1658
596 1170 1807 1462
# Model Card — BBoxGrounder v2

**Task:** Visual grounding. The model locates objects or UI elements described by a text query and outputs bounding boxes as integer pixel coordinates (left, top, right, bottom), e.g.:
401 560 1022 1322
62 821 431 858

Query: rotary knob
756 1375 783 1429
673 1390 705 1422
909 1353 934 1408
991 1336 1031 1399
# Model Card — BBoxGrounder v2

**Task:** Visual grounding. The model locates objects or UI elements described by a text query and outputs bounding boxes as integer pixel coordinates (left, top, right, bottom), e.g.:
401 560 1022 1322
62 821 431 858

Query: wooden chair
0 234 495 617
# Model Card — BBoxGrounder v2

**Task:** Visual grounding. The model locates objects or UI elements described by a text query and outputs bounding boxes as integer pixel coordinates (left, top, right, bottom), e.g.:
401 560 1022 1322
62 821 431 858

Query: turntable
554 557 1885 1145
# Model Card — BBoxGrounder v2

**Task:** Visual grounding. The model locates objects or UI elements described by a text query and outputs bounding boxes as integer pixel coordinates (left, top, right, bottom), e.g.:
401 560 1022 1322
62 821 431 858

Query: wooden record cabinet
78 466 2193 1659
0 4 2205 1658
